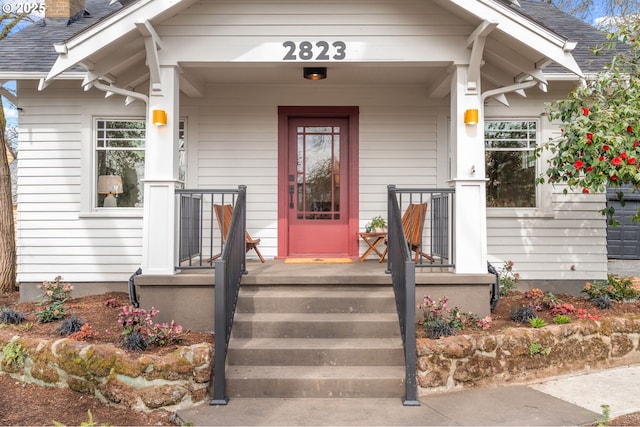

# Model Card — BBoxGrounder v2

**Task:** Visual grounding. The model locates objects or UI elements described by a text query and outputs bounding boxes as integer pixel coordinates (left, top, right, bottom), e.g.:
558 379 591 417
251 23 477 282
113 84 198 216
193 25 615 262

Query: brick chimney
44 0 86 25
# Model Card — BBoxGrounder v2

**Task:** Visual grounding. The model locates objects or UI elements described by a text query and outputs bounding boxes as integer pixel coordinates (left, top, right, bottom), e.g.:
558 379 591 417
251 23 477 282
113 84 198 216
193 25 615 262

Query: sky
0 0 626 132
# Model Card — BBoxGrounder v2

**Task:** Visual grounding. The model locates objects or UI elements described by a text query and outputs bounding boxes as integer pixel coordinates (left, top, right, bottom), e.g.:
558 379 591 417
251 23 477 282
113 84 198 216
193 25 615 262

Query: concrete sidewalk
174 365 640 426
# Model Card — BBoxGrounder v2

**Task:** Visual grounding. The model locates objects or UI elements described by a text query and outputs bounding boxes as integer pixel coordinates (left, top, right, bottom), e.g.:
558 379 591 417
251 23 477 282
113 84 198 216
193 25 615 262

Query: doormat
284 258 353 264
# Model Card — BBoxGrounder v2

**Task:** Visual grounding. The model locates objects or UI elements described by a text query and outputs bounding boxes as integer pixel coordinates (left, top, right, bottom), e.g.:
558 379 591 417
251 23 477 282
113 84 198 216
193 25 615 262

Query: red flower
621 152 628 160
599 155 605 161
629 157 637 165
628 126 634 133
582 107 590 116
586 132 593 140
586 166 593 172
634 141 639 148
612 157 623 166
582 188 590 194
611 175 618 181
574 160 584 170
586 139 592 145
602 145 610 151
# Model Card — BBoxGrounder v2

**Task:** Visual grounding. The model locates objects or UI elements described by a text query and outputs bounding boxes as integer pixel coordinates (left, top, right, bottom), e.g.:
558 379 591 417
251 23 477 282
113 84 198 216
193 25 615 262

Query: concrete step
228 337 404 366
231 312 400 338
236 286 396 313
226 365 406 398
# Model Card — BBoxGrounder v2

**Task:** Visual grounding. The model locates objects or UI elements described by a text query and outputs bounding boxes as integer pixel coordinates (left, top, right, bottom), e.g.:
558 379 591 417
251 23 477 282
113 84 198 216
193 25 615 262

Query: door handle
289 185 294 208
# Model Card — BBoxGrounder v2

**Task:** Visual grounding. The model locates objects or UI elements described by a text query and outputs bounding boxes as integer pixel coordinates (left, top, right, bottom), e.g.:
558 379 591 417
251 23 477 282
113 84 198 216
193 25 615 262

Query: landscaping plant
583 274 639 301
0 307 26 324
419 295 491 338
498 260 519 296
35 276 74 323
55 316 85 336
117 305 184 350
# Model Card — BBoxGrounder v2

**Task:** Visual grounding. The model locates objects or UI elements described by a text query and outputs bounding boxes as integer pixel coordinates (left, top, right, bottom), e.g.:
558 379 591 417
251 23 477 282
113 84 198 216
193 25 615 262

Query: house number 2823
282 41 347 61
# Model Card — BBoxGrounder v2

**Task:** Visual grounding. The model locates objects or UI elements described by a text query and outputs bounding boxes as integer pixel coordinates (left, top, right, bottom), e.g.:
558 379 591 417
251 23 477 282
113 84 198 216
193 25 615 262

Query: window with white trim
96 119 146 208
485 120 537 208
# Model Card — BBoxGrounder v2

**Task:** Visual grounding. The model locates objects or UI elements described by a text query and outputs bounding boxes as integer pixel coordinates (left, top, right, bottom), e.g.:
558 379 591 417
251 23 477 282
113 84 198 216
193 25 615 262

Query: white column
450 65 487 274
141 66 180 275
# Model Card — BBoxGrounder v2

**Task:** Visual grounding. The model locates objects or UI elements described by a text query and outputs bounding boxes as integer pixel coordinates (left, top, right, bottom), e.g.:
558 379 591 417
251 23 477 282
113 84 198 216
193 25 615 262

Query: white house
0 0 614 305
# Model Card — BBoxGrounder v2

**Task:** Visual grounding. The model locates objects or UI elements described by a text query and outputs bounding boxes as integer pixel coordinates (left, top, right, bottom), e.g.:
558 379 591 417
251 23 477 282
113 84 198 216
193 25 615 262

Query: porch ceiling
47 0 582 103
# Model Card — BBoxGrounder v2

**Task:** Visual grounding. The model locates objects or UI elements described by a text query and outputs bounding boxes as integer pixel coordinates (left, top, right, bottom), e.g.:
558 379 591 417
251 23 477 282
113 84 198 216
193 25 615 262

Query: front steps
225 285 406 399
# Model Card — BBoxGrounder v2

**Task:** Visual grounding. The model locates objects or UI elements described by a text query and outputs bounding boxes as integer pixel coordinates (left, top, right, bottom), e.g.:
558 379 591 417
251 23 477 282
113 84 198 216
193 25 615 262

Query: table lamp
98 175 123 207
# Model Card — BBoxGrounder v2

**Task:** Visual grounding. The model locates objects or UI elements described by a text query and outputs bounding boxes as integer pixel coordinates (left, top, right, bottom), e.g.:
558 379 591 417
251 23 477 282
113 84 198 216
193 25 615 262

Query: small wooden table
358 231 388 262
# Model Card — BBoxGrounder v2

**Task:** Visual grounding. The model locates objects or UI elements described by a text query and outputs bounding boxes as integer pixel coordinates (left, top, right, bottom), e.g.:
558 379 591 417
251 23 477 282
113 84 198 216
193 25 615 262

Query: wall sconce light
464 109 479 126
152 109 167 126
98 175 123 207
303 67 327 80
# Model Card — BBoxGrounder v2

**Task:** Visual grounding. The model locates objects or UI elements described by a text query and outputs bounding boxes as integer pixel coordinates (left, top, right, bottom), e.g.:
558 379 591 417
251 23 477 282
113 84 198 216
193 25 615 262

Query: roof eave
44 0 199 83
436 0 584 78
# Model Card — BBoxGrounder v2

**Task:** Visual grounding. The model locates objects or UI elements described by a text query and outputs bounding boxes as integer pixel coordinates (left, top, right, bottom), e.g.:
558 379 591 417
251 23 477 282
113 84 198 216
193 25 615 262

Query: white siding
16 80 145 283
484 84 608 282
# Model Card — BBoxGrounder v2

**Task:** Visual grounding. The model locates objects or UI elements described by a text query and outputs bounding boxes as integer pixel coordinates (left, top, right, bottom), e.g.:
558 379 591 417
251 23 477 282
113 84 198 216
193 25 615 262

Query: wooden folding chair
381 202 432 263
211 204 265 263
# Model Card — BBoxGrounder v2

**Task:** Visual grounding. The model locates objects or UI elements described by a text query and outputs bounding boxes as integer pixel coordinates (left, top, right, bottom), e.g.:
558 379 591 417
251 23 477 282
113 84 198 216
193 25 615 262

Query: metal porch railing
175 187 245 270
385 185 456 406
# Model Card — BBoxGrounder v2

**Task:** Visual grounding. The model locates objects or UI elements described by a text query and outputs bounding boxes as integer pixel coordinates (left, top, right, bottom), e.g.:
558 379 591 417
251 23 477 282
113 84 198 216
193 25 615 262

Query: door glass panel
296 126 341 220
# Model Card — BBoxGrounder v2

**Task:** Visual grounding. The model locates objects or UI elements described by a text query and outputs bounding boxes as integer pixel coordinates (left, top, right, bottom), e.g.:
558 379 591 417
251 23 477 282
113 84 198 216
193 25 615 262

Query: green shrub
529 317 547 328
582 274 638 301
553 315 571 324
2 337 26 367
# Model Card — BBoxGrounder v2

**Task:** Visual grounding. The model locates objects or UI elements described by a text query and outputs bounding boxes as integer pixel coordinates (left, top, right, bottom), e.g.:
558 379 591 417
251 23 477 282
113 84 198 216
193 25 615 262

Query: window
96 119 146 208
485 120 537 208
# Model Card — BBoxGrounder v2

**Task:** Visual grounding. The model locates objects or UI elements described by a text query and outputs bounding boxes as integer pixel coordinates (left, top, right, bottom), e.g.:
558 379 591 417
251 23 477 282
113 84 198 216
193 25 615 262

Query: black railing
175 188 243 270
386 185 456 406
386 185 419 406
210 185 247 405
390 187 455 269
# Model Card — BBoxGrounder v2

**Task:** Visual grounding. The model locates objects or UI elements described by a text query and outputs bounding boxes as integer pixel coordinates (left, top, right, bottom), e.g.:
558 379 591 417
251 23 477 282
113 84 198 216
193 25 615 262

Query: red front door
278 107 359 258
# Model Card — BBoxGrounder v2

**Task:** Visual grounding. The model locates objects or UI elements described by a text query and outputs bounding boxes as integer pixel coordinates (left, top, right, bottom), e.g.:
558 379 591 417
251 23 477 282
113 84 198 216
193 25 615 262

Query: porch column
141 66 180 274
450 65 488 274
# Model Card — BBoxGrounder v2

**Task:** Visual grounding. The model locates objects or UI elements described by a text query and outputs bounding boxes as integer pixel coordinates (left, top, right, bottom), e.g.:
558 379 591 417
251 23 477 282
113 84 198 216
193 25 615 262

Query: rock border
417 316 640 394
0 334 212 412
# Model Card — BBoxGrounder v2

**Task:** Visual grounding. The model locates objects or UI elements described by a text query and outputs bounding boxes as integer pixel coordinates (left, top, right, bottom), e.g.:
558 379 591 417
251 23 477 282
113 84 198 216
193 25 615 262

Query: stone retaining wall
0 335 212 412
2 317 640 410
417 317 640 395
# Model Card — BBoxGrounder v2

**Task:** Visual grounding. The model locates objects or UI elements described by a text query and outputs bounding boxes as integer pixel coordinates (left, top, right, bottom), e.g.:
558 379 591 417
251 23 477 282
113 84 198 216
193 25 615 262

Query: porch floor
152 259 492 287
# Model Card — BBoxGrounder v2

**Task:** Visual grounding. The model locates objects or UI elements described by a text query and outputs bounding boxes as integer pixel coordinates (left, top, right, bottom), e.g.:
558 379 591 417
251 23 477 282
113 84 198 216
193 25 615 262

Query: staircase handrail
386 185 420 406
210 185 247 405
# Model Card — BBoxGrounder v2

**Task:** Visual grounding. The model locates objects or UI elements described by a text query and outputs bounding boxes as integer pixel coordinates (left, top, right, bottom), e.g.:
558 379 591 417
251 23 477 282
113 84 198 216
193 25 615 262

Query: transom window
485 120 537 208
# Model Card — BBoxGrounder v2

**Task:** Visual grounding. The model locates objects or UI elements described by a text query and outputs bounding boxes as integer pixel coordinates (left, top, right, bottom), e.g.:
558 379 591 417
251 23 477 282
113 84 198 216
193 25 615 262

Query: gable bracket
135 20 163 93
88 79 149 105
466 20 498 94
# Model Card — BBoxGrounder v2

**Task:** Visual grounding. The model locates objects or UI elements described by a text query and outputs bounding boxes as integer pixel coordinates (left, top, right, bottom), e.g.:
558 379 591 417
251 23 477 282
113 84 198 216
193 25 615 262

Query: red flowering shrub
536 24 640 224
550 303 577 316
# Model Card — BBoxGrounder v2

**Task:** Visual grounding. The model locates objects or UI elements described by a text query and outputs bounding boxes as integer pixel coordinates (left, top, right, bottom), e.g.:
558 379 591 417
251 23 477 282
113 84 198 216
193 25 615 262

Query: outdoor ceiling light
464 109 479 126
303 67 327 80
152 109 167 126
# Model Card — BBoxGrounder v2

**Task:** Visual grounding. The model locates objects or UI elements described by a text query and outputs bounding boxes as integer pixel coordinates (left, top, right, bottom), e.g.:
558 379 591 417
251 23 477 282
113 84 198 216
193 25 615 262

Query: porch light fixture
303 67 327 80
464 109 479 125
152 109 167 126
98 175 123 207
